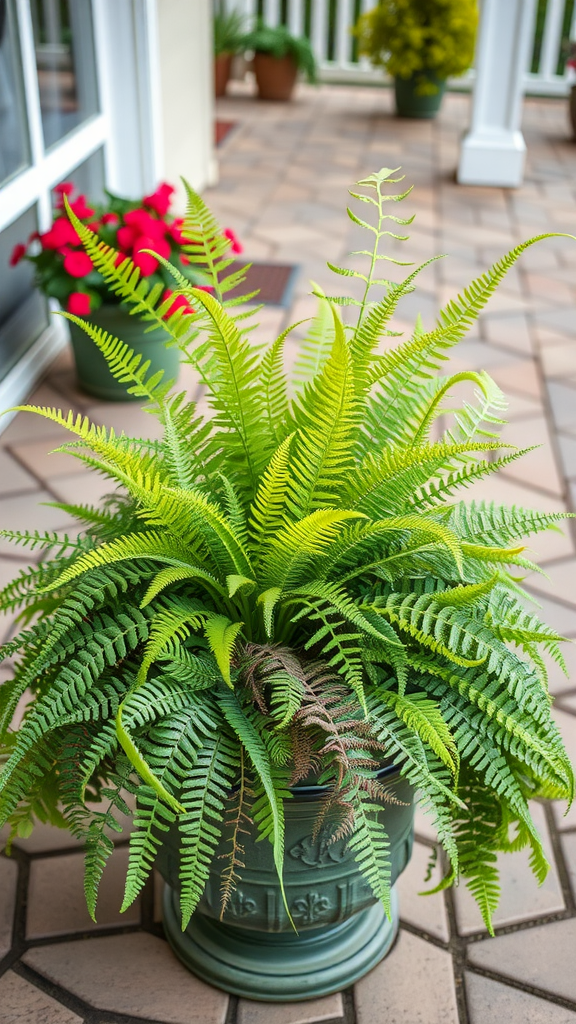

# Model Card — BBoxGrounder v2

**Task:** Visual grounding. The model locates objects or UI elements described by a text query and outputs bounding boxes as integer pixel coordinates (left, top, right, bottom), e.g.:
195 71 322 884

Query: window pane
56 145 105 205
31 0 99 149
0 0 30 186
0 206 48 382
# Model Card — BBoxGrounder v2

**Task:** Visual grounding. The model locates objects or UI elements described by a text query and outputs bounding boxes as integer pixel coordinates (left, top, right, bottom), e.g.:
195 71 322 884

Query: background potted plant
355 0 478 118
0 169 573 1002
213 5 246 97
9 181 243 401
242 22 317 101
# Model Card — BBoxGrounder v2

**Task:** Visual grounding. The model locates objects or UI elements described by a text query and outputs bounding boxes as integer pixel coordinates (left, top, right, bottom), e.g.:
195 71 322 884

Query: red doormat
227 262 298 307
215 120 236 146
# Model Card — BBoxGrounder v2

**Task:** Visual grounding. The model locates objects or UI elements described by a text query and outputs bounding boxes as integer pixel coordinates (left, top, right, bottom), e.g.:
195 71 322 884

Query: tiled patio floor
2 82 576 1023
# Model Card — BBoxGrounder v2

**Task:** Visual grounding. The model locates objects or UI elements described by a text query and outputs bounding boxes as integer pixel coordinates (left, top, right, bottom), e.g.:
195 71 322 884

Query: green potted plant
242 22 317 101
355 0 478 118
9 182 243 401
213 6 246 97
0 168 573 1002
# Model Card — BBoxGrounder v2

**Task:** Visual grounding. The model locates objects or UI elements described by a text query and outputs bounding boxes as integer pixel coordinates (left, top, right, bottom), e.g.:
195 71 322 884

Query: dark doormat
228 262 299 307
215 120 237 146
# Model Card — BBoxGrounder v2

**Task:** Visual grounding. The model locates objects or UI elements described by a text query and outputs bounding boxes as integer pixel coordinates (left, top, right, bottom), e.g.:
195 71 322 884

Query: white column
93 0 216 201
457 0 537 188
155 0 217 201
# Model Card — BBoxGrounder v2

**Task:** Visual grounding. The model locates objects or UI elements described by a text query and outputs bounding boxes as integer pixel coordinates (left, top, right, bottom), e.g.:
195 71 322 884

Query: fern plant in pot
0 168 573 1002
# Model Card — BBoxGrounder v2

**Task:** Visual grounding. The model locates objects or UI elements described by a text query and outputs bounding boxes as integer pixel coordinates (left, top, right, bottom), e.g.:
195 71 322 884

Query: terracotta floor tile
9 436 91 481
465 972 576 1023
541 345 576 380
355 929 458 1024
561 832 576 904
85 401 164 440
548 381 576 434
23 932 229 1024
48 472 117 509
467 918 576 1003
0 855 17 957
0 971 83 1024
461 474 574 561
396 840 450 941
237 993 344 1024
0 450 38 494
490 359 542 400
497 416 564 496
453 802 564 934
27 846 140 938
0 491 75 556
527 558 576 608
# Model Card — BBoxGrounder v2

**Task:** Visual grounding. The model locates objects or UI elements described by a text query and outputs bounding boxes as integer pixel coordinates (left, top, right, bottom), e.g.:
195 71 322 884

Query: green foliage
242 21 317 82
213 5 246 56
355 0 479 91
0 165 573 936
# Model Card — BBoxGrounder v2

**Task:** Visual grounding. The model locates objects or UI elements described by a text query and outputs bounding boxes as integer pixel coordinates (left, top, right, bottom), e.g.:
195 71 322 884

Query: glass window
0 205 48 382
55 145 105 205
0 0 30 186
30 0 99 149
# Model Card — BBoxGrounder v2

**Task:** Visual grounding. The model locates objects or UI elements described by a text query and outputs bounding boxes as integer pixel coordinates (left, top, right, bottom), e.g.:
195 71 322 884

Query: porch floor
2 82 576 1024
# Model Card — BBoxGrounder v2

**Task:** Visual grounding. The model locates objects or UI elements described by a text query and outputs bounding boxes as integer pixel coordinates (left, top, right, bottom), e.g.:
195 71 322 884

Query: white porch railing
219 0 576 97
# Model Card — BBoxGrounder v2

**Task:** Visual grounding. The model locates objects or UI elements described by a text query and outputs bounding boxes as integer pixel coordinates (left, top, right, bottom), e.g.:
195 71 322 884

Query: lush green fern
0 167 574 936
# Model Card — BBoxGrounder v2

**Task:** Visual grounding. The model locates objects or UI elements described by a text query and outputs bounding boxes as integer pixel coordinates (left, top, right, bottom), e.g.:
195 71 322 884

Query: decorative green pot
156 767 415 1001
67 304 179 401
394 74 446 119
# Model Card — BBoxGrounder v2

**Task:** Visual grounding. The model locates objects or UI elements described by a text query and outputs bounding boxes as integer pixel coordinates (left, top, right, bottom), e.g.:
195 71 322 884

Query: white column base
457 129 527 188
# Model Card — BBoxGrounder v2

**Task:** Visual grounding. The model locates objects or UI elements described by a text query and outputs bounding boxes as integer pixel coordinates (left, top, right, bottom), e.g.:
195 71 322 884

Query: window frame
0 0 114 423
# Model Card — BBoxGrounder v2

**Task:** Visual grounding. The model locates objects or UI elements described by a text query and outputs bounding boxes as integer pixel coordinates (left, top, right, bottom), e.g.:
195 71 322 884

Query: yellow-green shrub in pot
355 0 478 118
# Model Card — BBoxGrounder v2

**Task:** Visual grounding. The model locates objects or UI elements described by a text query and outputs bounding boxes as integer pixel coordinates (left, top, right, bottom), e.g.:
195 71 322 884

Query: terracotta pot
253 52 298 101
214 53 233 98
156 765 415 1001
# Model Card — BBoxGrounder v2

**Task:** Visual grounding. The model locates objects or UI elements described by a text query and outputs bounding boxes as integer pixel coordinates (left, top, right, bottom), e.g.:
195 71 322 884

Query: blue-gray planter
67 303 179 401
156 767 415 1001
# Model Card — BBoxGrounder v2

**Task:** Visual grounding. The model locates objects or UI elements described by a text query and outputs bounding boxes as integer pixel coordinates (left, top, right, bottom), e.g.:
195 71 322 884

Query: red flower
117 225 138 250
124 208 167 240
63 250 94 278
132 233 171 276
9 243 27 267
161 288 194 318
223 227 243 255
101 212 120 226
115 252 128 268
169 217 187 245
132 238 159 276
41 217 81 249
144 182 175 216
68 194 95 220
87 221 101 233
54 182 75 208
67 292 91 315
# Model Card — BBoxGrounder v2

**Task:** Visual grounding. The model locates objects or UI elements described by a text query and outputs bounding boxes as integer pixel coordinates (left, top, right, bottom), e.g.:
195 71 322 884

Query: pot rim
289 761 400 801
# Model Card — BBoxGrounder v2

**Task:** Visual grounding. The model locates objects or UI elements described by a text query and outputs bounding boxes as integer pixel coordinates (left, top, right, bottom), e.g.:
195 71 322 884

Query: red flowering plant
10 181 243 318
